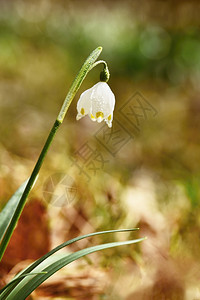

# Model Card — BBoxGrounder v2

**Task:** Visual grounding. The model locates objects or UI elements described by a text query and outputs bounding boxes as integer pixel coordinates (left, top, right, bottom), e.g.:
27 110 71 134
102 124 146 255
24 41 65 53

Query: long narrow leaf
16 228 138 276
6 237 146 300
0 272 47 295
0 228 139 297
0 179 29 242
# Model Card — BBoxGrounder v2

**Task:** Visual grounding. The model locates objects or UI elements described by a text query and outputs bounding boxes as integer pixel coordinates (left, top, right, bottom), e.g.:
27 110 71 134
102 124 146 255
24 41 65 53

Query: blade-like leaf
0 272 47 296
5 237 146 300
0 179 29 242
15 228 139 276
0 228 139 297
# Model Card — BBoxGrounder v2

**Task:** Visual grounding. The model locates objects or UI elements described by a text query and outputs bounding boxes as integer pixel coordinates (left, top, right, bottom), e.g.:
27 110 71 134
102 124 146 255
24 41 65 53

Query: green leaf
4 237 146 300
0 272 47 295
0 229 139 298
0 179 29 243
15 228 139 276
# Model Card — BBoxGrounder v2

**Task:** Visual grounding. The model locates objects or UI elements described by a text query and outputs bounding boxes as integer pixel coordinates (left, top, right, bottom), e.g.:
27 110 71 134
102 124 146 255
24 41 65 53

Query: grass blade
0 179 29 243
5 237 146 300
0 228 139 297
0 272 47 296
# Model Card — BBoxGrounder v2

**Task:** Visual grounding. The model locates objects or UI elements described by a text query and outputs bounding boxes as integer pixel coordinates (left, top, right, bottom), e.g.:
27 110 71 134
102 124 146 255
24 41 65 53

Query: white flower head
76 82 115 128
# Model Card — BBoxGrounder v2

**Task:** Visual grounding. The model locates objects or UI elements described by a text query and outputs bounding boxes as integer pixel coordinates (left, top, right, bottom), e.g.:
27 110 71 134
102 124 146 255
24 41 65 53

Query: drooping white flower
76 82 115 128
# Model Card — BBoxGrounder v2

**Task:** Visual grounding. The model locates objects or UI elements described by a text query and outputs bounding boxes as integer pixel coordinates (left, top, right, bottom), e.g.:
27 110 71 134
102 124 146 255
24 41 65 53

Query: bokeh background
0 0 200 299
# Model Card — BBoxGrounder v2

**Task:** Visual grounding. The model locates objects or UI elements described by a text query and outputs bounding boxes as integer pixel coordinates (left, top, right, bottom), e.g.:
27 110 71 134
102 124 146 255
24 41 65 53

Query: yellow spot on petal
96 111 104 118
108 114 112 121
90 114 95 119
81 108 85 115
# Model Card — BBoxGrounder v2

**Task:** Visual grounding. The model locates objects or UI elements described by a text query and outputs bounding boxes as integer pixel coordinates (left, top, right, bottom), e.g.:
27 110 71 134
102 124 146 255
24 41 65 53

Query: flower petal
105 114 113 128
76 81 115 128
90 82 115 119
76 87 93 120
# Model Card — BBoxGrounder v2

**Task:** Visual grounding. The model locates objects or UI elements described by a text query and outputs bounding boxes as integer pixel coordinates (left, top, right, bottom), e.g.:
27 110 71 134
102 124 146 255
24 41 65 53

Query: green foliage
0 179 29 243
0 229 144 299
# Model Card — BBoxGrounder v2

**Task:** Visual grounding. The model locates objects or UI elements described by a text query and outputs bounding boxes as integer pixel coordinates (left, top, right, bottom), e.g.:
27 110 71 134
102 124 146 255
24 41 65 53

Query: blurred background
0 0 200 299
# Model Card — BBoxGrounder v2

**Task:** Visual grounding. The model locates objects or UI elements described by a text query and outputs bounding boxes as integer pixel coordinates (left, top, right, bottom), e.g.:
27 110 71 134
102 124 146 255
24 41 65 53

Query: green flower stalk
57 47 103 123
0 46 110 261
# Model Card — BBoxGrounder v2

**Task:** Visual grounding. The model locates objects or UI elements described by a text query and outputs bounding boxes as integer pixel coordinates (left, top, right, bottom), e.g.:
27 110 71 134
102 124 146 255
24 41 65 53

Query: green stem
90 60 110 82
90 60 107 70
0 46 103 262
58 47 103 122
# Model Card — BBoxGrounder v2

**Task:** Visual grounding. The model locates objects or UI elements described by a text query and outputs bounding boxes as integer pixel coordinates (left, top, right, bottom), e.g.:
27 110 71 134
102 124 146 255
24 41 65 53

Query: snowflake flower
76 82 115 128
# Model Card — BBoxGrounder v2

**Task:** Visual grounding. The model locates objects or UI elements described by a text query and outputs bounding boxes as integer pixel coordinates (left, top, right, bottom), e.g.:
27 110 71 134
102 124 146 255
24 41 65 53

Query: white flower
76 82 115 128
